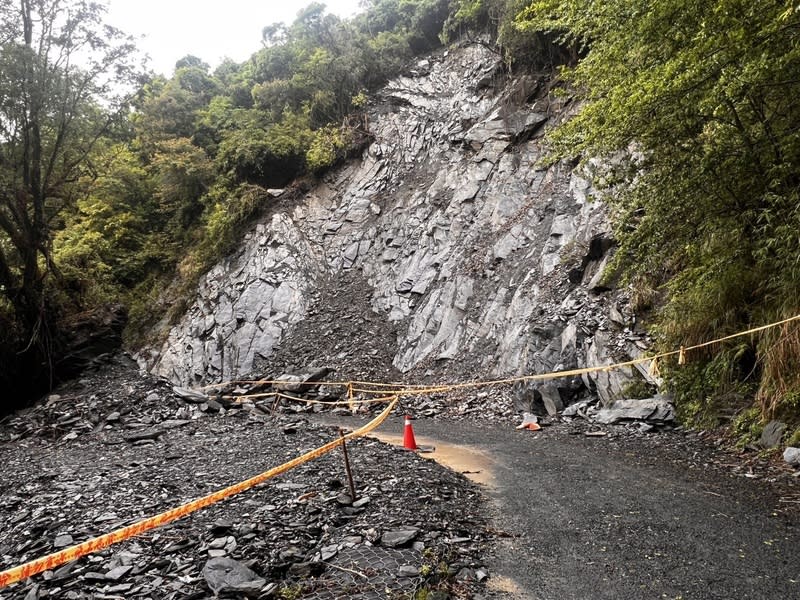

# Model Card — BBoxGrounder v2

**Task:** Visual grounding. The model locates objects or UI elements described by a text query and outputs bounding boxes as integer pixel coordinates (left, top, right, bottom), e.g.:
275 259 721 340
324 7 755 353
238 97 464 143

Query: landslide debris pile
0 356 490 599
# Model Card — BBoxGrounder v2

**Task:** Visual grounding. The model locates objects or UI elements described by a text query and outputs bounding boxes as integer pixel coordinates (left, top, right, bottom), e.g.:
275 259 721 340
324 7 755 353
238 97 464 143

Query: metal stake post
339 428 357 502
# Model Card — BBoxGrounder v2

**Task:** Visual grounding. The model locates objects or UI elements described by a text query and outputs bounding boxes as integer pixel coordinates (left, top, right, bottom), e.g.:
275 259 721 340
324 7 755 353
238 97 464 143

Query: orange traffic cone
403 414 418 450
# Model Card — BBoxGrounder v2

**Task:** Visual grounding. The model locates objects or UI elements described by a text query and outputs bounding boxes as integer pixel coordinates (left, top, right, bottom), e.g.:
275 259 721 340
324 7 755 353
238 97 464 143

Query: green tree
0 0 141 394
307 124 353 172
134 64 219 150
151 137 215 236
441 0 573 68
357 0 449 52
517 0 800 422
54 145 154 299
215 108 313 187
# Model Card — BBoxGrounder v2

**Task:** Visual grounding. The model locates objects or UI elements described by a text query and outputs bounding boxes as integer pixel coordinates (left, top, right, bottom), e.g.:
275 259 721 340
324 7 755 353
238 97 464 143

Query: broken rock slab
784 447 800 467
203 557 266 596
760 421 786 449
539 383 564 416
593 395 675 425
173 386 209 403
381 528 419 548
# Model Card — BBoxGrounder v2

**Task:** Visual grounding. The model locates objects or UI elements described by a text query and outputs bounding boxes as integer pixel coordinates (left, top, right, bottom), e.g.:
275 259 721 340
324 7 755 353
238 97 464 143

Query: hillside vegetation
513 0 800 440
1 0 799 443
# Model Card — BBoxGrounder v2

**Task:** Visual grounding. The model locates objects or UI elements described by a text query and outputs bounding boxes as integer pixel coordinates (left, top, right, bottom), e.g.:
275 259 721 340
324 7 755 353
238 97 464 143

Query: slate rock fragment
105 565 132 581
122 428 162 442
593 396 675 425
287 561 324 578
173 386 209 403
784 447 800 467
381 528 419 548
53 534 73 548
203 557 266 596
398 565 420 578
760 421 786 449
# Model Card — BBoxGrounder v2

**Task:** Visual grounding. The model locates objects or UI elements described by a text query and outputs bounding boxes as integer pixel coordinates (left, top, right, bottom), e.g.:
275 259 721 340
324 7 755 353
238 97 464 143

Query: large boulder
760 421 786 449
593 395 676 425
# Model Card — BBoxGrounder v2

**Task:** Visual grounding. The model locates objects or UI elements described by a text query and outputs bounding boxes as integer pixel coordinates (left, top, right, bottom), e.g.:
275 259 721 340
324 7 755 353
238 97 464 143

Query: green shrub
622 379 656 400
664 347 757 429
307 125 353 173
787 427 800 448
731 407 763 448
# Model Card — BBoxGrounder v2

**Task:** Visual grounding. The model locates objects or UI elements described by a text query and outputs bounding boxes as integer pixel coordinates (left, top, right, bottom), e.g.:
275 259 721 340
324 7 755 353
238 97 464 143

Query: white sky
105 0 364 76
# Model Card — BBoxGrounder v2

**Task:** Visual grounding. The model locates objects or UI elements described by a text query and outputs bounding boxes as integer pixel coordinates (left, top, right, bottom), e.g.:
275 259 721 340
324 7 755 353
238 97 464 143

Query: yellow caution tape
191 315 800 402
222 391 397 407
268 392 396 406
347 382 355 411
347 314 800 396
0 398 398 589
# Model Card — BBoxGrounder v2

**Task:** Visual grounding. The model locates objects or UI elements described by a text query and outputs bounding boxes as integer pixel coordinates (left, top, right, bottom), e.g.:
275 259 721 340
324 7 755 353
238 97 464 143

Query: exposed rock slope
144 44 653 407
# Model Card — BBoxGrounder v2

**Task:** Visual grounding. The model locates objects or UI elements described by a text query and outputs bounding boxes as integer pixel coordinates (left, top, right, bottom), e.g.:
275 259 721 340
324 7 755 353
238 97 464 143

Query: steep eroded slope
145 44 653 408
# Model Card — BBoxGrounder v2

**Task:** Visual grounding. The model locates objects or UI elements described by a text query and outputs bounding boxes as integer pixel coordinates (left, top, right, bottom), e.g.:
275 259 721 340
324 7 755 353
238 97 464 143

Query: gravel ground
0 356 492 600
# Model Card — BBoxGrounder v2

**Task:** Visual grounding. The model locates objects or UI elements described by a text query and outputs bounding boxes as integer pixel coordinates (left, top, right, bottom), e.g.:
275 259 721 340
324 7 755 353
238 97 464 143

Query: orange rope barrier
0 398 398 589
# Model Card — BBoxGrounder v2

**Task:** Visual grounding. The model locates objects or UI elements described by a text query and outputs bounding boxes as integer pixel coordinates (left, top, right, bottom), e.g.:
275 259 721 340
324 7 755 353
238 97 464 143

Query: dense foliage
515 0 800 431
442 0 572 68
0 0 142 402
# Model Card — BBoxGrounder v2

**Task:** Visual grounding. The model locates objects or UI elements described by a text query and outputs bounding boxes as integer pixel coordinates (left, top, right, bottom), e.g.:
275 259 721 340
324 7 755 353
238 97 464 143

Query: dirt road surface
326 414 800 600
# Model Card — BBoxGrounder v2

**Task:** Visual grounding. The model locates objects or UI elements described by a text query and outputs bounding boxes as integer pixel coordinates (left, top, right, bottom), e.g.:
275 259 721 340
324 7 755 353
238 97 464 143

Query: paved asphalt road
324 414 800 600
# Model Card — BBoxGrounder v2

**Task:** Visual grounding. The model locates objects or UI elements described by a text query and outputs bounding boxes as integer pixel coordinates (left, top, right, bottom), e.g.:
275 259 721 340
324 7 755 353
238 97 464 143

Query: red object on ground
403 415 418 450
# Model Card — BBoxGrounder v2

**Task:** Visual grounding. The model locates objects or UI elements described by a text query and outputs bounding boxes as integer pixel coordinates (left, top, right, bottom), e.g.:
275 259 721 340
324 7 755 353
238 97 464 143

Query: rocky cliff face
141 43 655 408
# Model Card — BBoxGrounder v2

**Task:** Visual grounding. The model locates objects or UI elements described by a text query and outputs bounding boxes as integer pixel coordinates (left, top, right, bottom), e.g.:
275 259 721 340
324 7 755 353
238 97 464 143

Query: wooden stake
339 428 357 502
